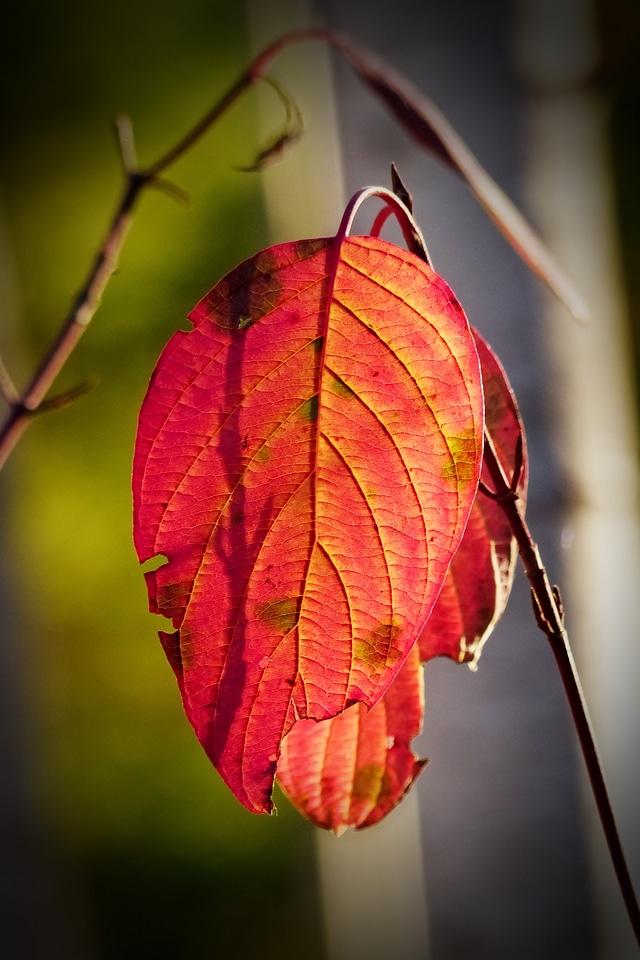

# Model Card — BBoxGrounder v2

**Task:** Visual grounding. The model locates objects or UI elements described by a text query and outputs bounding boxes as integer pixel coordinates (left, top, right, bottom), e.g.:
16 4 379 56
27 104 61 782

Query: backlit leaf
418 329 528 666
133 229 483 814
277 642 425 834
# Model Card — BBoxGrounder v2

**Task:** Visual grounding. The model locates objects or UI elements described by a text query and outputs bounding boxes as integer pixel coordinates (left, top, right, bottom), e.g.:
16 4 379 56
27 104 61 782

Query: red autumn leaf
277 641 425 834
418 329 528 666
132 195 483 815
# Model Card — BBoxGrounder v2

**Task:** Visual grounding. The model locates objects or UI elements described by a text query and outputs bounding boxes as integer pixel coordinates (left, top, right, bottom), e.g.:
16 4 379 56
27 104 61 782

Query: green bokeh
1 2 323 956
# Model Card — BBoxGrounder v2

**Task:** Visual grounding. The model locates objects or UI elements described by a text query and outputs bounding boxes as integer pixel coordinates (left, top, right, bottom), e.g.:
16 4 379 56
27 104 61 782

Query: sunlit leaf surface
133 234 483 813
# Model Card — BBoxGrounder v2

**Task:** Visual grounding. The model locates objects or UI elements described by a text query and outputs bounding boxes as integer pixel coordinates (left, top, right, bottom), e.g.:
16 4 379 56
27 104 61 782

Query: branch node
530 588 552 636
478 478 518 505
31 378 99 414
150 178 192 206
552 584 565 623
478 479 499 501
510 433 524 493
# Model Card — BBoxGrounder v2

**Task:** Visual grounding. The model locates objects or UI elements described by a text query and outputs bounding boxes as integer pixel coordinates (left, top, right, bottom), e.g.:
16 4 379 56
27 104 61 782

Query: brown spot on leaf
354 620 403 672
295 238 331 260
352 762 384 803
255 597 300 636
329 372 356 400
299 395 319 422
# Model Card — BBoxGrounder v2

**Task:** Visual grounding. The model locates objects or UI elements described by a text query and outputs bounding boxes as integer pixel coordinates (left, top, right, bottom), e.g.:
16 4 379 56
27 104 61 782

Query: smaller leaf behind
418 329 528 667
277 642 425 834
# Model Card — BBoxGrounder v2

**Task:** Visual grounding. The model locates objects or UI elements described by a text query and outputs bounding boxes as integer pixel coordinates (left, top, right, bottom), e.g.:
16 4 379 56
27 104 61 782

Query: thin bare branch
35 378 98 413
0 178 138 470
143 71 256 179
483 428 640 948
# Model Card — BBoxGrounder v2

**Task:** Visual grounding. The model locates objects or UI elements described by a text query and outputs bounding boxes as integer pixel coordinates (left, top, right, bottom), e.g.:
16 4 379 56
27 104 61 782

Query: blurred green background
0 1 323 957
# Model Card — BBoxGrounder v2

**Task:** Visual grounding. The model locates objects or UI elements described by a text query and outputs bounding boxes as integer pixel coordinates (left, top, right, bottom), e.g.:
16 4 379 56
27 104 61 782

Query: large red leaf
133 231 483 814
277 641 425 833
418 329 527 666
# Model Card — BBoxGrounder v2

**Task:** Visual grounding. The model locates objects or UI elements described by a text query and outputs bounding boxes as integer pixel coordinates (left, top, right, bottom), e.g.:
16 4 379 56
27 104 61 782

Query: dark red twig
481 428 640 948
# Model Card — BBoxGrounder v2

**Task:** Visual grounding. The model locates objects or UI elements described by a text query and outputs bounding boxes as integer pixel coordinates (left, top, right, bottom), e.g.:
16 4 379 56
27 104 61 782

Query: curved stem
335 184 431 263
482 429 640 948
